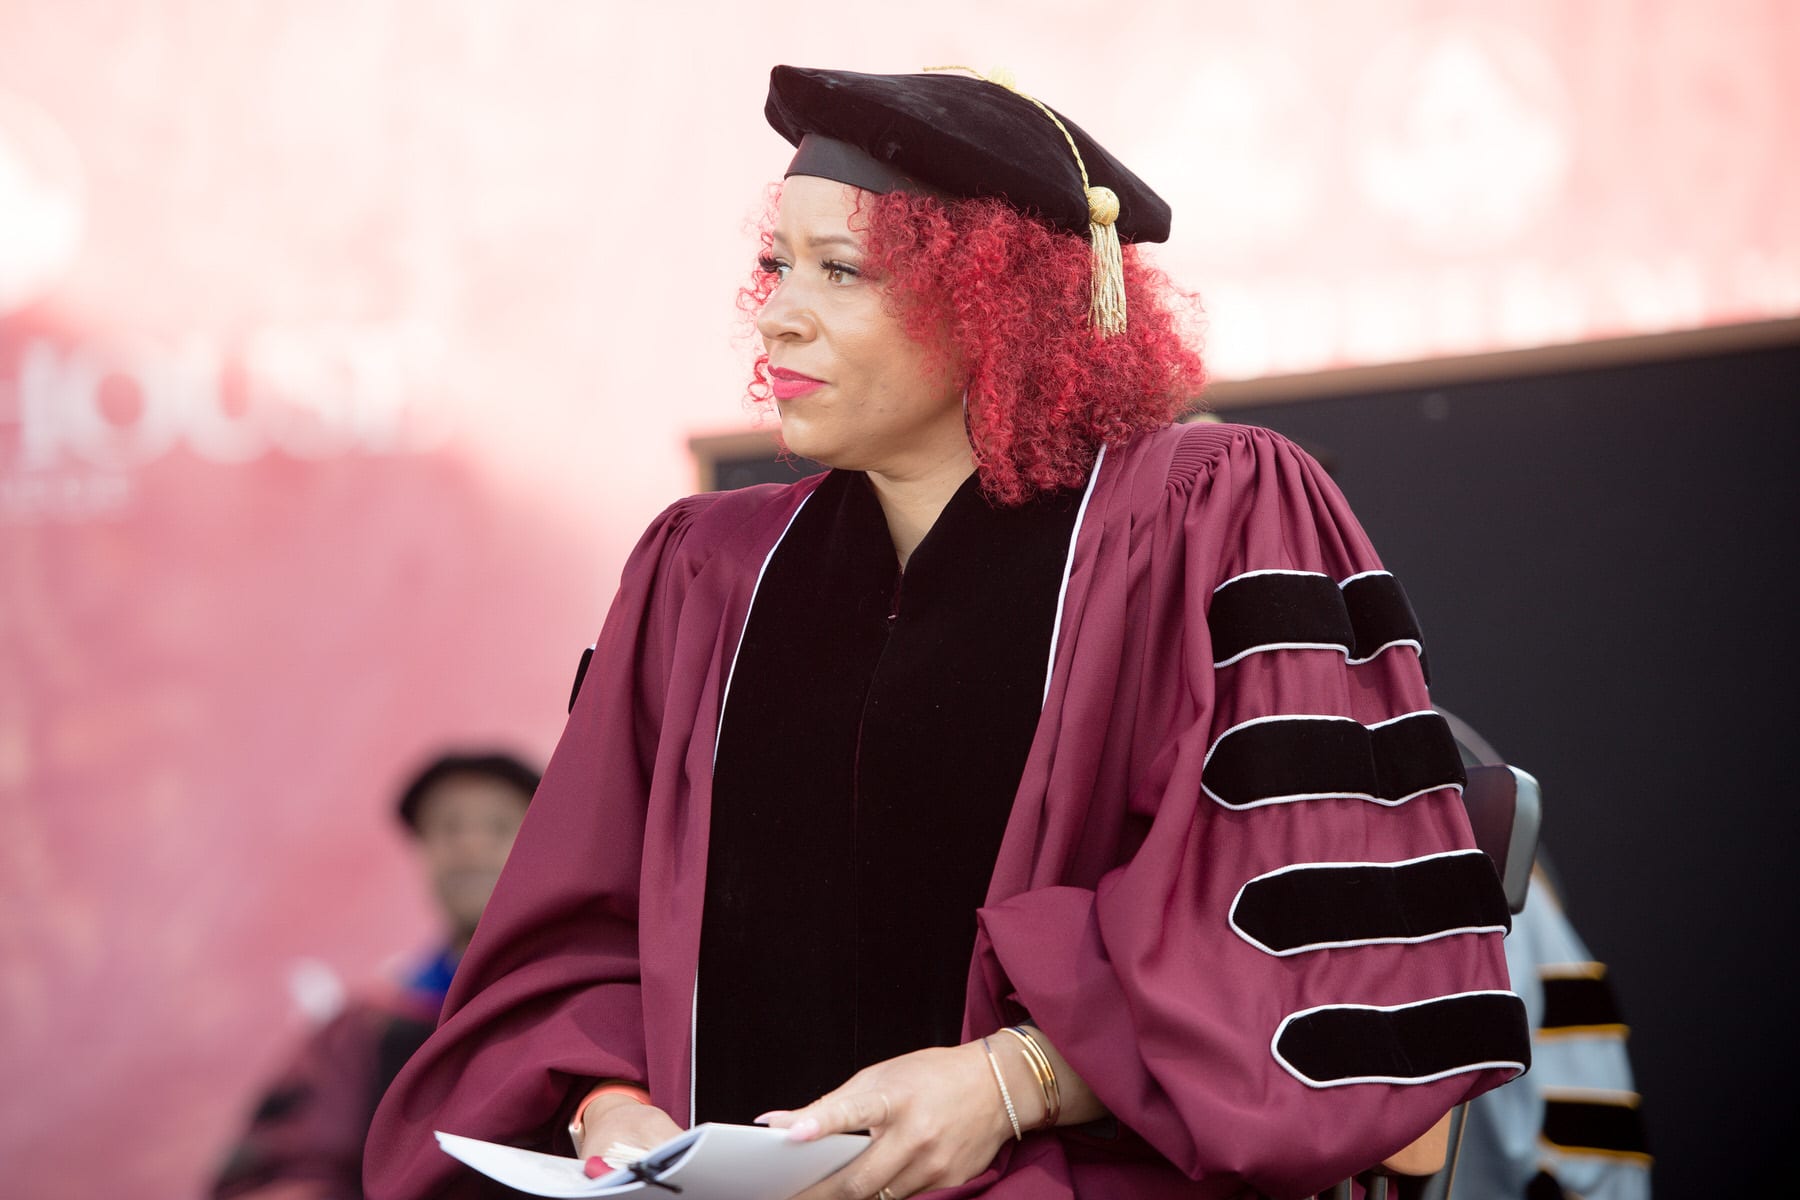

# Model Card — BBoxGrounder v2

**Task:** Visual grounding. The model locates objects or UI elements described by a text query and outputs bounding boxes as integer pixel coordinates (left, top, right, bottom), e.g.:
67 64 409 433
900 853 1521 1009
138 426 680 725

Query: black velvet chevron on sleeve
1208 572 1353 666
1207 569 1427 677
1203 711 1466 810
1275 991 1530 1086
1340 571 1429 680
1231 850 1511 955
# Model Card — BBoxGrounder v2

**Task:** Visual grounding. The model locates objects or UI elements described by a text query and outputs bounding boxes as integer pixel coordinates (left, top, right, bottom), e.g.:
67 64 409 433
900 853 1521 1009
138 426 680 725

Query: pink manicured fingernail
583 1157 610 1178
786 1116 819 1141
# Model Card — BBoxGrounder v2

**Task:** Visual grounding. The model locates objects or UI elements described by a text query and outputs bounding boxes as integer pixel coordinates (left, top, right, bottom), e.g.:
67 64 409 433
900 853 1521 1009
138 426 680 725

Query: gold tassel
925 65 1128 337
1086 185 1126 338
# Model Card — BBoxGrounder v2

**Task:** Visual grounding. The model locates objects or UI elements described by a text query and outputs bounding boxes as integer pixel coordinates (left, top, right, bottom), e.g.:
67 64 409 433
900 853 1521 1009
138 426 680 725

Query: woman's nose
756 282 816 342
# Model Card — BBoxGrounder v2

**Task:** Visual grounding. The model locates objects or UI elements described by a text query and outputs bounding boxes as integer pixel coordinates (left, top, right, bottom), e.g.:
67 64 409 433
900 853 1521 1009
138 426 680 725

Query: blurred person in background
368 65 1529 1200
211 750 539 1200
1430 712 1651 1200
1457 860 1651 1200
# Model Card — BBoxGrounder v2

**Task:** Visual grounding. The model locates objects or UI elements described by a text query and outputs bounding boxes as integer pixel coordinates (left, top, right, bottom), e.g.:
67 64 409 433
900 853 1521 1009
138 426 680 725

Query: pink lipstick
768 367 825 401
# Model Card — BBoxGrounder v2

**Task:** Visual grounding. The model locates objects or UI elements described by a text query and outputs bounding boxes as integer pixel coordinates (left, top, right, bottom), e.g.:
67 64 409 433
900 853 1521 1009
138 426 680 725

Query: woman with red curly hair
741 182 1206 509
368 67 1527 1200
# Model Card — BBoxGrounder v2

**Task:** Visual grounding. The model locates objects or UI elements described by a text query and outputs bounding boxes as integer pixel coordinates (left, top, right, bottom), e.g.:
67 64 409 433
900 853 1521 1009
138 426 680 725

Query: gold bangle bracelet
1002 1027 1057 1128
1002 1025 1061 1129
981 1035 1024 1140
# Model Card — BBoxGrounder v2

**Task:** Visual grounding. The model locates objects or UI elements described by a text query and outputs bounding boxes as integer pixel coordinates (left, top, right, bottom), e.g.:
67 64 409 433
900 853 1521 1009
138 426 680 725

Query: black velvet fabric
1540 975 1625 1031
696 470 1081 1124
567 646 593 714
1542 1096 1650 1156
764 66 1172 243
1208 571 1354 666
1525 1169 1569 1200
1231 850 1510 955
1340 571 1429 681
1203 711 1466 810
1207 569 1427 679
1274 992 1530 1085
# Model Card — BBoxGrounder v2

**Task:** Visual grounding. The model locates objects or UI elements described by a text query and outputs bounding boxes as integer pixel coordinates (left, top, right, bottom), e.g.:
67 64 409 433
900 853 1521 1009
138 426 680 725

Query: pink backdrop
2 2 1796 1196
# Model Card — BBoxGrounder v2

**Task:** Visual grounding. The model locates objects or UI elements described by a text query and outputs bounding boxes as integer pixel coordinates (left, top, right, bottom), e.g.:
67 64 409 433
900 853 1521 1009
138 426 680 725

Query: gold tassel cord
924 65 1129 337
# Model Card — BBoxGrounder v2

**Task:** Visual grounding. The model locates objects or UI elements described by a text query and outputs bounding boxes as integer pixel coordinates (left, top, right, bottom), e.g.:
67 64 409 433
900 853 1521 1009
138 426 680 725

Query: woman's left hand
760 1041 1014 1200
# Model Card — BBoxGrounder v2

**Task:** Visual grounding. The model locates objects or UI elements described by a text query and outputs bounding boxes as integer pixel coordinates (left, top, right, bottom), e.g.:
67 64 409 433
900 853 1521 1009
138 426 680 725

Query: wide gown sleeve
364 495 718 1200
978 426 1529 1199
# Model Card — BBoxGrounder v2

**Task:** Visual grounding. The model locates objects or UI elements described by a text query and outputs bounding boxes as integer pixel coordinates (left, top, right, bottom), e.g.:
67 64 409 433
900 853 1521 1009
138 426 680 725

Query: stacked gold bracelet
1001 1025 1061 1130
980 1035 1023 1140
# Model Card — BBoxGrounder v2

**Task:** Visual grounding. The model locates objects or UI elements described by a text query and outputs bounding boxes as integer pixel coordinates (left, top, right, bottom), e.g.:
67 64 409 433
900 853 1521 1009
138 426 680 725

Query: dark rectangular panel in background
1226 333 1799 1196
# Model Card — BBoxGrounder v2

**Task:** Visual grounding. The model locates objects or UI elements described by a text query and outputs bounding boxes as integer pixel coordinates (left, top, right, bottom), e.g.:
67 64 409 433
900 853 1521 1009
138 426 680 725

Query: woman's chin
776 424 837 468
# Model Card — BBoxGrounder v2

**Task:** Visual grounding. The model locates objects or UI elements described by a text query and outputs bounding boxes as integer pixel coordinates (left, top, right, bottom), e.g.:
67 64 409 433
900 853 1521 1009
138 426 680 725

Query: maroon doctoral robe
365 422 1528 1200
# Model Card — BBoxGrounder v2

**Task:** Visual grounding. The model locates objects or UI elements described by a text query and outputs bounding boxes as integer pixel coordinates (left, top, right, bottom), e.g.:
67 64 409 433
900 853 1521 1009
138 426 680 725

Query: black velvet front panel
696 470 1081 1124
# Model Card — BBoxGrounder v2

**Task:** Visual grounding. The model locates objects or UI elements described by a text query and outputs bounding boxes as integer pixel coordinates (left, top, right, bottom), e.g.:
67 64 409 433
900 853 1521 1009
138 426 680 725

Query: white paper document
434 1123 870 1199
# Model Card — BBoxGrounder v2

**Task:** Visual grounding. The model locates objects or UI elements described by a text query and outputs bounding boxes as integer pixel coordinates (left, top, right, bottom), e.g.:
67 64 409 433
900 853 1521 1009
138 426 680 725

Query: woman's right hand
572 1093 684 1172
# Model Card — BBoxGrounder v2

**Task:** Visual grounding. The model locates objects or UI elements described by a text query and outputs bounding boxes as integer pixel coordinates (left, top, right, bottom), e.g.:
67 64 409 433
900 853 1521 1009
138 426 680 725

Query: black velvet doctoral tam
764 65 1172 243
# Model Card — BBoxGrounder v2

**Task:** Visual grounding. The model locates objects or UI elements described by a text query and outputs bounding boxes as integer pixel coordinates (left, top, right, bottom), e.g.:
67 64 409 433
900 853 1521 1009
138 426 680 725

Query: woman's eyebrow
769 232 862 253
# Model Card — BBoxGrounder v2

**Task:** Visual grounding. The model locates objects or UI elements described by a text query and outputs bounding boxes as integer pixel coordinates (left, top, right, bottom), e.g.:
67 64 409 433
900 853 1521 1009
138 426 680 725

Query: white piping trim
1345 638 1423 666
688 974 699 1125
1212 567 1328 594
1213 638 1422 670
1271 989 1528 1089
1214 640 1350 670
1368 707 1442 730
1228 849 1506 957
1042 443 1106 708
1201 711 1357 764
1339 568 1394 587
697 489 814 1121
1199 711 1463 810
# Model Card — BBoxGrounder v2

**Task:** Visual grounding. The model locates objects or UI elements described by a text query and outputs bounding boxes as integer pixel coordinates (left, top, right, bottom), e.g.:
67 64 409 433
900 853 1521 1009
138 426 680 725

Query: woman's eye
756 255 790 281
822 260 861 285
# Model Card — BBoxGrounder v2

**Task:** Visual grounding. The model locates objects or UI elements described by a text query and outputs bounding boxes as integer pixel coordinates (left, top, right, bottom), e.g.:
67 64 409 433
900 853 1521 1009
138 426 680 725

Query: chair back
1461 764 1541 915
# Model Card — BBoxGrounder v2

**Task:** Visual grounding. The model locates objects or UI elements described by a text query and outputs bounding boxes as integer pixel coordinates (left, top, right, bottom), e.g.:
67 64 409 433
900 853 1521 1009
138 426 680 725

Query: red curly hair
740 186 1206 505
